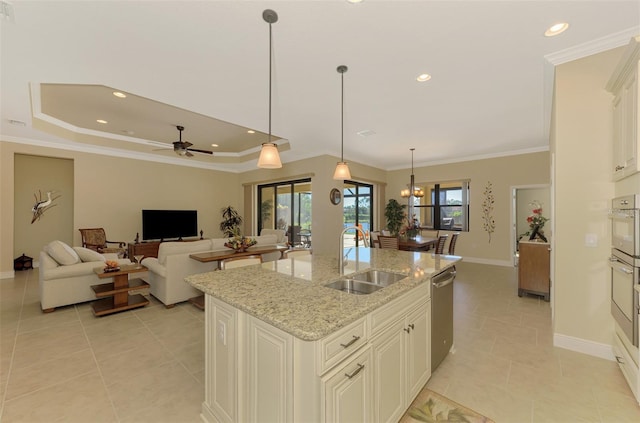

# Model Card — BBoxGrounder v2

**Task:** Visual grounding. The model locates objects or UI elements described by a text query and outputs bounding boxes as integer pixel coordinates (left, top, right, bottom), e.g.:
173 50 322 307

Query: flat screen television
142 209 198 241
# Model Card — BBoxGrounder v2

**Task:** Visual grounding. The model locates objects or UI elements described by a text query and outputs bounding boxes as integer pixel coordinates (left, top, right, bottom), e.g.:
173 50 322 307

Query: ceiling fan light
258 143 282 168
333 161 351 180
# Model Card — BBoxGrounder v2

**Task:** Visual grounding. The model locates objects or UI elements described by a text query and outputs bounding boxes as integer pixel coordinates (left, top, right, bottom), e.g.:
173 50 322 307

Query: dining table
398 235 437 252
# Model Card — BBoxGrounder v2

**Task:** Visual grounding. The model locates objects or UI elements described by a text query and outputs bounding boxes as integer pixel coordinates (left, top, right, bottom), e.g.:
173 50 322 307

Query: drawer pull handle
615 355 624 364
340 335 360 349
345 363 364 379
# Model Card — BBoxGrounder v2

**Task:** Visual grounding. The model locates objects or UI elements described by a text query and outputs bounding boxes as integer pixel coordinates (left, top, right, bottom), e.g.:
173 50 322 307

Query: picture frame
330 188 342 205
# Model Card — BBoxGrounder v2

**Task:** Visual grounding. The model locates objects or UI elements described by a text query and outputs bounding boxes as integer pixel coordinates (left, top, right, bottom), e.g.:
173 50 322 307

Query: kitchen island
186 247 460 423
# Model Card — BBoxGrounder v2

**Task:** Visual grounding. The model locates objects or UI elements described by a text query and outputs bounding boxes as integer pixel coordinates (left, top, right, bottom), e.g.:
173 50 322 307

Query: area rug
399 388 495 423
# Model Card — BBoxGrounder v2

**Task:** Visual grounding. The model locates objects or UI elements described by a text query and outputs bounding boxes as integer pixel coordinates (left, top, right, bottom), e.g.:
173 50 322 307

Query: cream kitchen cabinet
322 345 374 423
371 283 431 423
607 35 640 181
202 282 433 423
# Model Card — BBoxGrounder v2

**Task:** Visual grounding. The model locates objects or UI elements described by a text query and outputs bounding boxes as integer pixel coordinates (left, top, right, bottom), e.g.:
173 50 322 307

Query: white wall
553 46 624 352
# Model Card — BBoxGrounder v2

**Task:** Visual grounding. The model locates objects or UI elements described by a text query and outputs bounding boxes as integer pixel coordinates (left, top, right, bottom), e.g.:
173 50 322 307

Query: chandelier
400 148 424 198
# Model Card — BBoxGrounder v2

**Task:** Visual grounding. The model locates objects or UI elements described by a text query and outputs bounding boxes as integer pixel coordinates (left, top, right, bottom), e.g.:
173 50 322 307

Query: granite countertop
186 247 461 341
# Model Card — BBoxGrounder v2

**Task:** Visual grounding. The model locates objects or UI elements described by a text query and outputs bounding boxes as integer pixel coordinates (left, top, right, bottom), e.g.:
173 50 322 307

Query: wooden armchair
79 228 127 258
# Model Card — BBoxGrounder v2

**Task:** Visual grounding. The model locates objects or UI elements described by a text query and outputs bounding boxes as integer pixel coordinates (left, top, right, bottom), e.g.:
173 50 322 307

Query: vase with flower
520 201 549 240
400 214 421 240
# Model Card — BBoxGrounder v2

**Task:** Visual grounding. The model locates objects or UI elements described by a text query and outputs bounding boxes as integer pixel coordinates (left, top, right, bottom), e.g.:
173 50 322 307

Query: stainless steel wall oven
609 195 640 348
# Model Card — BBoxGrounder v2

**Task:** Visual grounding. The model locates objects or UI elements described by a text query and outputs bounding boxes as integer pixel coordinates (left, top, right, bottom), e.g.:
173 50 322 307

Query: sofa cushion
260 229 286 244
251 234 278 246
44 240 80 266
157 239 213 265
73 246 105 263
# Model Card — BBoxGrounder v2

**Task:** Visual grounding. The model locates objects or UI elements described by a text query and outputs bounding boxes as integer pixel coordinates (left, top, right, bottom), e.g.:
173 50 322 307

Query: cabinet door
518 242 550 295
613 93 625 179
622 70 638 174
323 346 373 423
204 295 238 423
244 316 293 423
406 301 431 400
372 320 406 423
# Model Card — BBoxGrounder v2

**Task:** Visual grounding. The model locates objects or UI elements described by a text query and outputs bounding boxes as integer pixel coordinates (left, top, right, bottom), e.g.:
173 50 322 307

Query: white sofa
39 240 131 312
142 235 279 307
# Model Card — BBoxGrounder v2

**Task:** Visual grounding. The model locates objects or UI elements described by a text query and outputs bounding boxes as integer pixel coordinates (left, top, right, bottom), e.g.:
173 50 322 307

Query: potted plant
384 199 406 236
220 206 243 238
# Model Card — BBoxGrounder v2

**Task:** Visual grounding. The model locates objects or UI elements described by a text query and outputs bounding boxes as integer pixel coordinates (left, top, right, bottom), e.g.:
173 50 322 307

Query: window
258 178 312 247
413 181 469 231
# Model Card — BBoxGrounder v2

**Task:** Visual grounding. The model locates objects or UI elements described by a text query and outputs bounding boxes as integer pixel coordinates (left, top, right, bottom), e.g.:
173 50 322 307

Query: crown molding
545 26 640 66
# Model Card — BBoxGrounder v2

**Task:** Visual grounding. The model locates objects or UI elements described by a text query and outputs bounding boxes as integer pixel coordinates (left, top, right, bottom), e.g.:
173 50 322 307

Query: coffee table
91 263 150 316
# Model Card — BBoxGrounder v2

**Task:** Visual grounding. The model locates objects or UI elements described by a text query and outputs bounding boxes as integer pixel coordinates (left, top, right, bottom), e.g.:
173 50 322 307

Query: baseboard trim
554 333 615 361
1 270 16 280
460 256 513 267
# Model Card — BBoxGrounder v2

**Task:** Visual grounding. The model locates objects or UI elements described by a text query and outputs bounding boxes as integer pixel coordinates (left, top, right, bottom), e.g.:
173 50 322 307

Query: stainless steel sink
324 279 384 295
325 270 406 295
351 269 406 286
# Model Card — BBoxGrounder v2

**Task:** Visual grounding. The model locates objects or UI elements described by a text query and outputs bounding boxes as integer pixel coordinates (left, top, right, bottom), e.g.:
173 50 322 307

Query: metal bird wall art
31 190 61 224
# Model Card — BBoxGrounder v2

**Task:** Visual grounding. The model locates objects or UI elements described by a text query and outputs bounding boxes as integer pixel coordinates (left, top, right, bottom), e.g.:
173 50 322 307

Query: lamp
257 9 282 169
333 65 352 180
401 148 424 198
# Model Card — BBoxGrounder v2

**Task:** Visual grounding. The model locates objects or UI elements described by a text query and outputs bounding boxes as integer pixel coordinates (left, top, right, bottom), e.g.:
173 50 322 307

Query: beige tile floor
1 262 639 422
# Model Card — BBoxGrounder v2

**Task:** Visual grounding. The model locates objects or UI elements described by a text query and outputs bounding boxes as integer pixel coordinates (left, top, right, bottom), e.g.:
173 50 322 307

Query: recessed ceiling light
211 143 219 148
96 119 107 124
112 91 127 98
545 22 569 37
247 130 255 134
346 0 363 3
416 73 431 82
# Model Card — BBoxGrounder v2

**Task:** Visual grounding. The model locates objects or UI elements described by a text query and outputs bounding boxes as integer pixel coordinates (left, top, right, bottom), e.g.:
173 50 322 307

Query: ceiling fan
169 125 213 157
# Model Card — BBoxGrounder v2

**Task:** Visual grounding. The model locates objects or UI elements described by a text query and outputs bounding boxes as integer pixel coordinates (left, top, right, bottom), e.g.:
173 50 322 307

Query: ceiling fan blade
186 151 194 157
188 148 214 155
183 141 193 148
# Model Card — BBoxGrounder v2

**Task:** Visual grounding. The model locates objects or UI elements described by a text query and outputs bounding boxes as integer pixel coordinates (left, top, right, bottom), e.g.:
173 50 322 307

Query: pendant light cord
341 71 344 162
268 21 273 144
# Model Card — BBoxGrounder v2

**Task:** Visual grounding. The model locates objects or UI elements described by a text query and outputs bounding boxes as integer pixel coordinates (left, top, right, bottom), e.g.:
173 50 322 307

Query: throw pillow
44 240 80 266
73 246 105 263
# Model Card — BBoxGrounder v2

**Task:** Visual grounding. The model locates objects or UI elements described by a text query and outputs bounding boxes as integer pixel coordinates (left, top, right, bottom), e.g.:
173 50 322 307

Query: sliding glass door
258 179 312 247
343 181 373 247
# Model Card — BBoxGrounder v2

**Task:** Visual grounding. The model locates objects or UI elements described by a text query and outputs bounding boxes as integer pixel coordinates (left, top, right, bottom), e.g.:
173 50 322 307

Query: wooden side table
517 240 551 301
92 264 150 316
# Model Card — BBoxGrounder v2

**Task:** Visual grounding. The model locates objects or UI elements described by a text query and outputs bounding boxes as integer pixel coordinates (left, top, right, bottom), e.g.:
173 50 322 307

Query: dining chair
79 228 127 258
220 255 263 270
434 234 449 254
448 233 459 255
378 235 400 250
369 231 381 248
282 248 312 259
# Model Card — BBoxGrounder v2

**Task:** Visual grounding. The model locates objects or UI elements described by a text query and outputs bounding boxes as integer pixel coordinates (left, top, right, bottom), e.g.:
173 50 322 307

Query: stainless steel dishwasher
431 267 456 370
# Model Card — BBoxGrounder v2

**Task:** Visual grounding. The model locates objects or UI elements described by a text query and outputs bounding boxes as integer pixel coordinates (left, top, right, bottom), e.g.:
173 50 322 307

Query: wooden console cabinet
518 240 551 301
128 242 161 259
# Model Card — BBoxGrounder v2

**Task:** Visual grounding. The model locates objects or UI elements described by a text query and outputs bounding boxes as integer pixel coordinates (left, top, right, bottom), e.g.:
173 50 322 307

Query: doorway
511 185 550 266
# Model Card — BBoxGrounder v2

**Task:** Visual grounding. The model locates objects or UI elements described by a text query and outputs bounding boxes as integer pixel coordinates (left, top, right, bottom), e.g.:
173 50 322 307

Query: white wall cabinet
607 35 640 181
202 282 432 423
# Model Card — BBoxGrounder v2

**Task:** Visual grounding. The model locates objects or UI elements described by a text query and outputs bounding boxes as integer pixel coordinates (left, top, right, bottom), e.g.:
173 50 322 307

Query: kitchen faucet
339 225 369 275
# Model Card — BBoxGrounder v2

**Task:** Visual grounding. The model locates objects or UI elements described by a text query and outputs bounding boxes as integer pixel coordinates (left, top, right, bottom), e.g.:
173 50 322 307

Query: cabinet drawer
317 317 368 375
370 283 429 337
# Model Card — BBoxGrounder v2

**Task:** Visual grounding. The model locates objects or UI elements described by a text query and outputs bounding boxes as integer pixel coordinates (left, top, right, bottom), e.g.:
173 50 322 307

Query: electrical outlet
218 321 226 345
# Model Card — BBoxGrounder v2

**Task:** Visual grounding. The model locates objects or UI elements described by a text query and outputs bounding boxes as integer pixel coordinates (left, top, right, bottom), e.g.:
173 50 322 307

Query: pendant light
257 9 282 169
333 65 351 180
400 148 424 198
